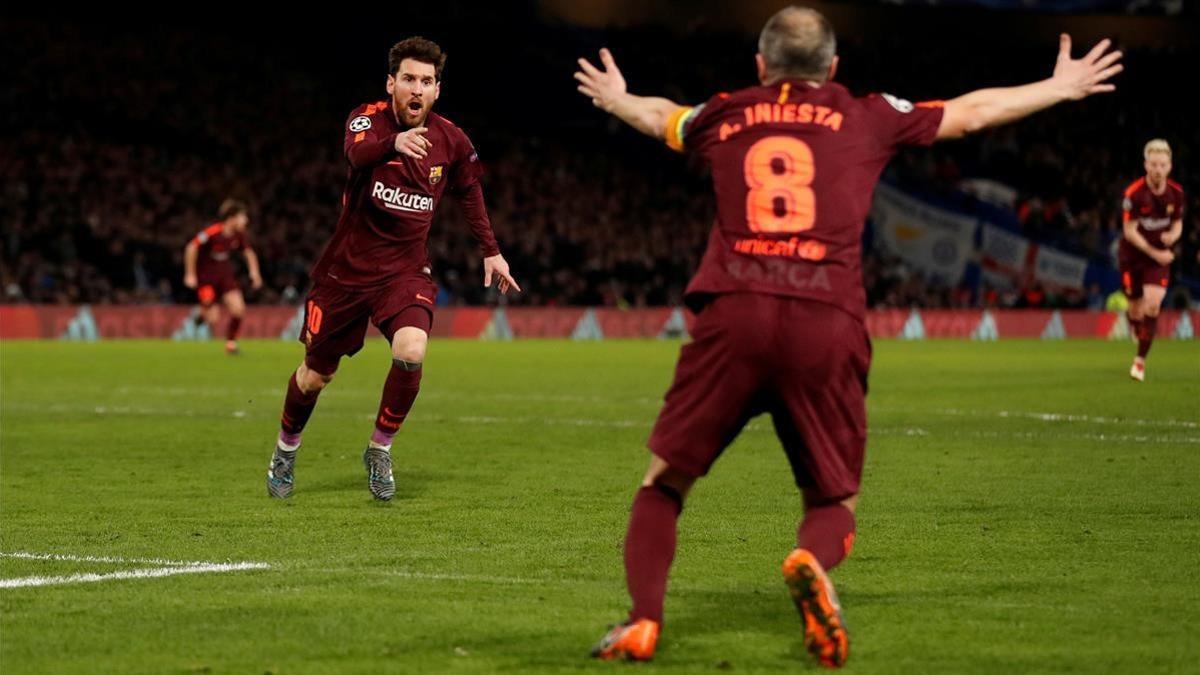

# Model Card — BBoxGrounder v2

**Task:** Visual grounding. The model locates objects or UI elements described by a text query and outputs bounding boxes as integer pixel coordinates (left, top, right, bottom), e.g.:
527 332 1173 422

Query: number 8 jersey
666 80 944 320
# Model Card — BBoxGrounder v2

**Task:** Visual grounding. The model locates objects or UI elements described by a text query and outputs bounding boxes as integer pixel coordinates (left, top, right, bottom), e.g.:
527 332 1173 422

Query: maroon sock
280 372 320 441
624 485 682 624
797 503 857 571
1127 313 1141 339
227 315 243 341
1137 315 1158 359
372 361 422 445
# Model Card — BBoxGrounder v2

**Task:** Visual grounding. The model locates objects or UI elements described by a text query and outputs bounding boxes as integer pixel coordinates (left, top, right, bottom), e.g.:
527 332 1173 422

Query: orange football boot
782 548 849 668
590 618 660 661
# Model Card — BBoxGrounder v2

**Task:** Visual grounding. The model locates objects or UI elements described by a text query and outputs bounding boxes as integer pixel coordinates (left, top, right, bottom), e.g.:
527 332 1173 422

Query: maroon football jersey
1119 177 1185 265
311 100 500 287
667 80 944 319
191 223 249 281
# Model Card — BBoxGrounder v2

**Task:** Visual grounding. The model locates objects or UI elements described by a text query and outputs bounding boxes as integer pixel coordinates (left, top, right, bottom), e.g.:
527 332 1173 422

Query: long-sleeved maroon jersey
665 80 944 320
311 100 500 287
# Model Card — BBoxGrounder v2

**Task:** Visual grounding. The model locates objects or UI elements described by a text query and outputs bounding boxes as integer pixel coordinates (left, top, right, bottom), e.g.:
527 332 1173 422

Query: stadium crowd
3 12 1196 309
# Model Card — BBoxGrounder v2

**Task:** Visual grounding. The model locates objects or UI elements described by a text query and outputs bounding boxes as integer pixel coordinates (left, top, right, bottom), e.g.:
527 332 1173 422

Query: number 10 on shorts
306 301 323 335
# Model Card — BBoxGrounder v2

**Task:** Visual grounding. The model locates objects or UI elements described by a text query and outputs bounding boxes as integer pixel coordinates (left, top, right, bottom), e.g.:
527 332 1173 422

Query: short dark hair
218 198 248 220
388 37 446 80
758 6 837 83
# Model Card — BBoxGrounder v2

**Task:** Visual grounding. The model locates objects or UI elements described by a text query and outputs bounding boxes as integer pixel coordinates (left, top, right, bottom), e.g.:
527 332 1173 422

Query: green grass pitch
1 338 1197 673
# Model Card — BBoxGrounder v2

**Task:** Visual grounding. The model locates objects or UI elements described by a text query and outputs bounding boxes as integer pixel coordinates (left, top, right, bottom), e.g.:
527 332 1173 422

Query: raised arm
936 35 1123 141
574 48 683 141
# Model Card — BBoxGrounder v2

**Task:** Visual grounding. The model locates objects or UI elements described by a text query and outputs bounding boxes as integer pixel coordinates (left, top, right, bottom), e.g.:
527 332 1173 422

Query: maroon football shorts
196 274 240 306
648 293 871 503
1119 258 1170 300
298 273 436 375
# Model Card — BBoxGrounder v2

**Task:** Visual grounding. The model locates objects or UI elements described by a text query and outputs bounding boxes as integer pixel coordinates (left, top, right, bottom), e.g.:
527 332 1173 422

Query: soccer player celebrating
1120 139 1184 382
182 199 262 354
266 37 519 501
575 7 1122 666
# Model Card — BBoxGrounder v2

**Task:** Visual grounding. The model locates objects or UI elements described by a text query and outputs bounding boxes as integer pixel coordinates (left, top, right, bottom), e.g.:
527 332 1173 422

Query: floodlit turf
1 337 1197 673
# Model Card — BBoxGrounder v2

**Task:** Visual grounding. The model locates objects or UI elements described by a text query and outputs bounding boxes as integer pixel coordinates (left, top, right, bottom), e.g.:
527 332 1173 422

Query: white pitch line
0 562 270 589
0 551 271 589
956 430 1200 445
869 427 1197 445
921 407 1197 430
2 551 188 566
383 569 532 584
872 428 931 437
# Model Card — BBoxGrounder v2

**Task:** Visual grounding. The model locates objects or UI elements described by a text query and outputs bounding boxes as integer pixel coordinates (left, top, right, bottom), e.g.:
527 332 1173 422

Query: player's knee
1143 304 1162 318
642 463 696 502
297 364 333 393
391 333 427 365
393 347 425 366
305 373 333 393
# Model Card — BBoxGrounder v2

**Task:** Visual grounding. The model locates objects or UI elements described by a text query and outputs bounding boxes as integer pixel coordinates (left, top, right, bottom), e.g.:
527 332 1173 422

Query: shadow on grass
296 468 434 502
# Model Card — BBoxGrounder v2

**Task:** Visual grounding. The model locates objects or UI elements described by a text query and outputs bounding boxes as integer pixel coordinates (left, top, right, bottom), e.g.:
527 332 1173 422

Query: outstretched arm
574 48 682 140
936 35 1123 140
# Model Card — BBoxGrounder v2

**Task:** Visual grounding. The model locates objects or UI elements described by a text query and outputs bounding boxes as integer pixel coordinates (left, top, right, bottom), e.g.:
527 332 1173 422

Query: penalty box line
0 551 270 589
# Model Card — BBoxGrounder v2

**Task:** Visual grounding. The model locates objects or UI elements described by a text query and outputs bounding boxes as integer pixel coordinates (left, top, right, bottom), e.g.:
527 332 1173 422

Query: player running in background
1120 139 1184 382
266 37 519 501
182 199 262 354
575 6 1122 666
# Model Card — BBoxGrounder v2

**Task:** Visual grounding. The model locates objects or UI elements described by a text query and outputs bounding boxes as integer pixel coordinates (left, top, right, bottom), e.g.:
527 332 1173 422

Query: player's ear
755 53 768 84
827 56 839 83
434 80 441 102
386 74 395 96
